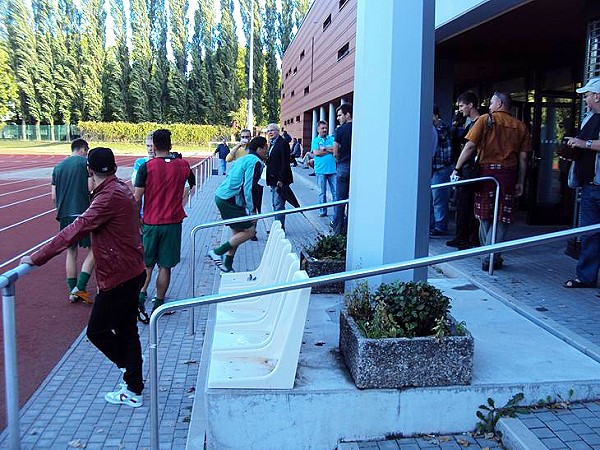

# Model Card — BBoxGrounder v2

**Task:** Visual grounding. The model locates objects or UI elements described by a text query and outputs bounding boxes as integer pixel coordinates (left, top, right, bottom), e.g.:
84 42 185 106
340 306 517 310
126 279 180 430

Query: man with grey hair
265 123 293 229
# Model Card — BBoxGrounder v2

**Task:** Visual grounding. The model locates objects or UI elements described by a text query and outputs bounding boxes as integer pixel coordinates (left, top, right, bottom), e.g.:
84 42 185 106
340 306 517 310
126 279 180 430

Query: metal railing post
0 263 33 450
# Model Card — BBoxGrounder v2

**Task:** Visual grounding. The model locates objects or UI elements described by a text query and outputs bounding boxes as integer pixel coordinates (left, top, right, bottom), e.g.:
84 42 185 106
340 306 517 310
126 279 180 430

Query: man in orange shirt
452 92 531 271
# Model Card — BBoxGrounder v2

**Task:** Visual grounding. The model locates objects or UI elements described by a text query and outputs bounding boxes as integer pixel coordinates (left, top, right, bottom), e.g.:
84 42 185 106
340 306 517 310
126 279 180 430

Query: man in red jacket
21 147 146 408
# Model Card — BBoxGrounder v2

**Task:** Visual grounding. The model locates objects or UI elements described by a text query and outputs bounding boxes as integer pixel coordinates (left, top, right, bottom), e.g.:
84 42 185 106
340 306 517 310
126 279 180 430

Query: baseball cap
87 147 116 173
576 78 600 94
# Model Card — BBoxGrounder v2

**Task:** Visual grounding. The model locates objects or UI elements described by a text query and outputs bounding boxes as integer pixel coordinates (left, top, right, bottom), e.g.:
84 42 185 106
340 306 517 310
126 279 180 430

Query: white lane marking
0 236 54 270
0 183 49 197
0 179 31 187
0 192 50 210
0 208 56 234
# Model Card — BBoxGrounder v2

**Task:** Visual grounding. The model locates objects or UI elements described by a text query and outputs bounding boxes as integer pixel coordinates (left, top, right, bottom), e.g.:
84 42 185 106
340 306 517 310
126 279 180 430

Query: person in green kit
208 136 269 272
51 138 95 303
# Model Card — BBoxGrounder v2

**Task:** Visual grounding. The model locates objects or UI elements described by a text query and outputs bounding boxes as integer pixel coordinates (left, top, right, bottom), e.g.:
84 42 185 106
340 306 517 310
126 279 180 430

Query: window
323 14 331 31
296 115 300 122
291 90 295 97
285 73 288 79
300 50 305 61
293 66 298 75
338 42 350 60
304 86 310 95
339 0 348 9
282 92 285 99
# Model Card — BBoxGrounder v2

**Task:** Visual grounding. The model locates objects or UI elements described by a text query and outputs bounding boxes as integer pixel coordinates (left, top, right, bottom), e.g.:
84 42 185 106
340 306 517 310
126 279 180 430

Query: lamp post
246 0 254 132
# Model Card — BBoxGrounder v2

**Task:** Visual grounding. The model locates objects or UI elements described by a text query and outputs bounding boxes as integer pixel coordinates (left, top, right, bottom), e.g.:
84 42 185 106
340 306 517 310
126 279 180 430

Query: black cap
87 147 116 173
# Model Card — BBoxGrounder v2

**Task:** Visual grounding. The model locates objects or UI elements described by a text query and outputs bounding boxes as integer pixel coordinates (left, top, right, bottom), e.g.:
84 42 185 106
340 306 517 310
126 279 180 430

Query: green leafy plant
305 233 347 261
475 393 529 433
345 280 452 339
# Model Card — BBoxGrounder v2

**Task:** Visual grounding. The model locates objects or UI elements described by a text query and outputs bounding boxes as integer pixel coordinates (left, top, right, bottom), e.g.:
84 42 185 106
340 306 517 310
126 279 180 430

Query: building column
312 109 318 139
341 98 346 105
319 106 326 122
329 103 336 135
347 0 435 283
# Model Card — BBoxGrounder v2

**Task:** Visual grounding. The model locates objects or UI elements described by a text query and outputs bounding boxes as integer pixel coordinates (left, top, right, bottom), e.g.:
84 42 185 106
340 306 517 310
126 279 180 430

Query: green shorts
59 216 91 249
215 196 254 231
142 223 182 268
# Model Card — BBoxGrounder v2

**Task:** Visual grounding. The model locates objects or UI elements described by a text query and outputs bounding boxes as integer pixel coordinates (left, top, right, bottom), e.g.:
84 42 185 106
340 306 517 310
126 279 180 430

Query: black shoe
446 239 466 248
481 257 503 271
250 236 258 241
430 229 448 237
309 172 316 176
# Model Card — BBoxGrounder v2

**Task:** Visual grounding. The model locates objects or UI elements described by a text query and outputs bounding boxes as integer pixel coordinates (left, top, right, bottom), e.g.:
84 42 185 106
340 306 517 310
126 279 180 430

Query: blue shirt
311 135 336 175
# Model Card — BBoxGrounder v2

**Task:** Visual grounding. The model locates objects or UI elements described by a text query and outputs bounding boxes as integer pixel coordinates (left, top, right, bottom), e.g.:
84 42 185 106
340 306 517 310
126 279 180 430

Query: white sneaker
207 249 223 267
104 385 143 408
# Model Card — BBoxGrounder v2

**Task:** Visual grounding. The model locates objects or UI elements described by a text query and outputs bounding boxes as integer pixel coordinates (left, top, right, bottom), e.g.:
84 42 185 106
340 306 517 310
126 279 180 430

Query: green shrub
345 281 451 339
77 121 231 146
305 233 346 260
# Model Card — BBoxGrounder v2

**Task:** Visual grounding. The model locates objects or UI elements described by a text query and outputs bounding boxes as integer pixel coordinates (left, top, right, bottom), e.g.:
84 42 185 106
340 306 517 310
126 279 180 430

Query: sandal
564 279 594 288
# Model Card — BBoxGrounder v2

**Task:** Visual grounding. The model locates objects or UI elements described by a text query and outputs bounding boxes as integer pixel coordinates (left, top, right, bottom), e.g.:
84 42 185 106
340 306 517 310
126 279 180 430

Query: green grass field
0 140 211 155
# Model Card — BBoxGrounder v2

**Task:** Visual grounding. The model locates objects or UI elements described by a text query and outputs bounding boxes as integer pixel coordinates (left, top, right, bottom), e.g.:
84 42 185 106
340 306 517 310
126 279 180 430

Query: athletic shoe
220 266 235 273
152 297 175 315
207 250 223 267
70 288 93 304
104 385 143 408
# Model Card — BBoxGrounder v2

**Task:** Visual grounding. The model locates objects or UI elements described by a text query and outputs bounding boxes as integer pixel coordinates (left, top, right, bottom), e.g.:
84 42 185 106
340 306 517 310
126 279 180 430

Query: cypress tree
129 0 152 122
263 0 280 124
0 38 18 120
214 0 238 124
79 0 105 121
107 0 129 120
166 0 188 122
295 0 311 28
148 0 168 121
54 0 79 127
102 47 127 121
279 0 295 57
6 0 41 137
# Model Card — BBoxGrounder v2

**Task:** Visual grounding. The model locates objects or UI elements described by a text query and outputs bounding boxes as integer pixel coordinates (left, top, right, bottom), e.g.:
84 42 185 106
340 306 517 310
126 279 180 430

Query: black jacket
266 136 293 186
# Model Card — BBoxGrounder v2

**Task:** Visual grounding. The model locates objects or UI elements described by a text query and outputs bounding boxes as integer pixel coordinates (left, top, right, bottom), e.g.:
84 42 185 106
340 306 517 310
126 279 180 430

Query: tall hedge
78 121 231 145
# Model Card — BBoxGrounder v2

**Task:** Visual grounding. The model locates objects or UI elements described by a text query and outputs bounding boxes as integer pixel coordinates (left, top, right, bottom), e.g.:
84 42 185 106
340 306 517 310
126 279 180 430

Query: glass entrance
527 93 578 225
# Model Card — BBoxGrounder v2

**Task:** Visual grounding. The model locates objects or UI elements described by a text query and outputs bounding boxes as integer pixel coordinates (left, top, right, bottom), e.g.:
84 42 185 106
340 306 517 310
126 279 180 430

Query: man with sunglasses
452 92 531 271
226 129 253 163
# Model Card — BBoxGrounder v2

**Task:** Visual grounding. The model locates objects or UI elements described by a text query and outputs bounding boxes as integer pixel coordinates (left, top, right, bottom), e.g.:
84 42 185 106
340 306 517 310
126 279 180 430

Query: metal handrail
149 222 600 450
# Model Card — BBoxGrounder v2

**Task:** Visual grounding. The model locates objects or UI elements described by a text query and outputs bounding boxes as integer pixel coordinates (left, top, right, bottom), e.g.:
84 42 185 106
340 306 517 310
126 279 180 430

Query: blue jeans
576 184 600 285
218 158 227 175
317 173 337 217
271 186 287 228
333 162 350 235
430 165 453 232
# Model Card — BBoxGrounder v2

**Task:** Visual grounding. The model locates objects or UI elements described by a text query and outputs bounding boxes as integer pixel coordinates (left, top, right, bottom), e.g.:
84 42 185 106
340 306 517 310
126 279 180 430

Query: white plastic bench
207 270 311 389
215 252 299 323
219 220 284 288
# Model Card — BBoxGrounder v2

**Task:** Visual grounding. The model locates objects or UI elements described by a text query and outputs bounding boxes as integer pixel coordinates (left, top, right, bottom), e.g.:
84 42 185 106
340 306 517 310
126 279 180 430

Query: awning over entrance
436 0 592 89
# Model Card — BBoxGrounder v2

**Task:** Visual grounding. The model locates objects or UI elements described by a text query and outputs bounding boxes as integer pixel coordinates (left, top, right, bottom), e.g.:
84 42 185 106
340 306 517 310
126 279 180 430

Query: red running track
0 153 205 429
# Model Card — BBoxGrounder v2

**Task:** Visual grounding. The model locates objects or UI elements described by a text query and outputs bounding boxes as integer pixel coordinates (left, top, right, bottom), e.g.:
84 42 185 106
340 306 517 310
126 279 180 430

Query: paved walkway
1 164 600 449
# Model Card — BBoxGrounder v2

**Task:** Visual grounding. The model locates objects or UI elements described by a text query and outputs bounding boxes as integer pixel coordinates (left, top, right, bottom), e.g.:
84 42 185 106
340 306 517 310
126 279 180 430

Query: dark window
300 50 305 60
304 86 310 95
296 115 300 122
323 14 331 31
285 73 288 79
338 42 350 60
293 66 297 74
339 0 348 9
282 92 285 99
291 90 295 97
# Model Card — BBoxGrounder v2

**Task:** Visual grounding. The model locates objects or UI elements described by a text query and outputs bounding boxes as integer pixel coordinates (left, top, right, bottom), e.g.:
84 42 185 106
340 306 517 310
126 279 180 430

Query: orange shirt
465 111 531 166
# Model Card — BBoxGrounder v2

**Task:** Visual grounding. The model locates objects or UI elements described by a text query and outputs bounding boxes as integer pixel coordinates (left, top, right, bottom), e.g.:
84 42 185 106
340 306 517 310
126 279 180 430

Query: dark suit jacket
266 136 293 187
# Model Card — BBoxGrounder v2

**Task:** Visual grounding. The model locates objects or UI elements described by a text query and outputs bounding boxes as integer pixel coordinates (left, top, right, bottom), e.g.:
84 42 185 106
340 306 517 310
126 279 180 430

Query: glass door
527 93 578 225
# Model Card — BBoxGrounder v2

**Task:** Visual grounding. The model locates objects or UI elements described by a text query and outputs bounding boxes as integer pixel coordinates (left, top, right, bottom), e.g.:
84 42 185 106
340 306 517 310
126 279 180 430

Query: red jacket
32 175 145 290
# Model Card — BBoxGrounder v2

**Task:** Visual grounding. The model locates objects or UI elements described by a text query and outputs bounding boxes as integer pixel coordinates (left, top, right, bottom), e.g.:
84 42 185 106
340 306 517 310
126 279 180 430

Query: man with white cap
563 77 600 289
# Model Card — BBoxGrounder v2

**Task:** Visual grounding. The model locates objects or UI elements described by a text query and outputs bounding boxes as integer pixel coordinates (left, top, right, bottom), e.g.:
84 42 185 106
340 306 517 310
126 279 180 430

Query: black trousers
454 187 480 246
86 271 146 395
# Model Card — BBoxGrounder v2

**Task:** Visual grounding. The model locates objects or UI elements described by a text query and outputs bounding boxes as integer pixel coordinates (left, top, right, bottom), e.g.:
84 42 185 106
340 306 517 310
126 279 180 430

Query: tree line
0 0 311 138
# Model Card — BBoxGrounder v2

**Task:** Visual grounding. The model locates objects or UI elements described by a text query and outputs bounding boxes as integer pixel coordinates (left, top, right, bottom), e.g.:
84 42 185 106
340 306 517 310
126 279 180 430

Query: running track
0 153 205 429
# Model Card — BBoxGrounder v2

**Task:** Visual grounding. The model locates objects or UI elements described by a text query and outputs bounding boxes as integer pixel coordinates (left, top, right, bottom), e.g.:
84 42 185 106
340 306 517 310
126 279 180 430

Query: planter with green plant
300 233 346 294
339 280 473 389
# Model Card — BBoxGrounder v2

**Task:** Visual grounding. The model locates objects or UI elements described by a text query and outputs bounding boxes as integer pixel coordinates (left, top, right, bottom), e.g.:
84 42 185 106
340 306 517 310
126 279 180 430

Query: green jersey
52 155 90 219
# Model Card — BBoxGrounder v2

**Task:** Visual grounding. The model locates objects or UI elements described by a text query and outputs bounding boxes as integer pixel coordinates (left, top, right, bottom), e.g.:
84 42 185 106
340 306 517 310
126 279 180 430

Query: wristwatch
586 140 593 149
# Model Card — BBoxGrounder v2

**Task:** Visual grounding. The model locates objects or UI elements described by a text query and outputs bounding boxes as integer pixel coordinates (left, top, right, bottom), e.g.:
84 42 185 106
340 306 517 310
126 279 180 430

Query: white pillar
319 106 326 122
341 98 346 105
312 109 318 139
347 0 435 283
328 103 336 135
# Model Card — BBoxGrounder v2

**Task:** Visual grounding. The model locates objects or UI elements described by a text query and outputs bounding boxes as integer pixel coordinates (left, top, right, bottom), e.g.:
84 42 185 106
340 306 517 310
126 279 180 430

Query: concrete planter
299 249 345 294
339 309 474 389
